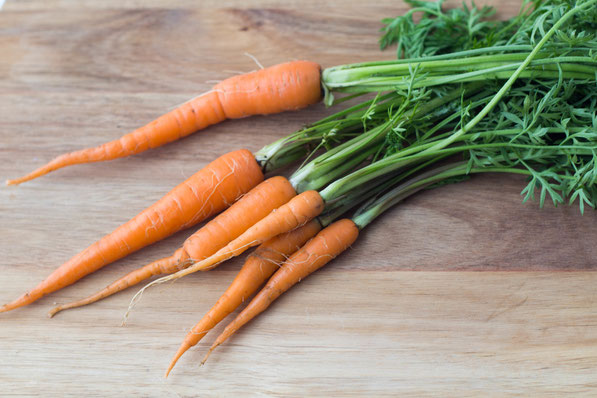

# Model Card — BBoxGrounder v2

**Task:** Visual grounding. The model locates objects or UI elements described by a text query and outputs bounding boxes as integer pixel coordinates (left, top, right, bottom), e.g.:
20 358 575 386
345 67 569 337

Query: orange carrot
202 218 359 364
7 61 321 185
165 220 322 377
1 149 263 313
48 176 297 317
139 190 325 293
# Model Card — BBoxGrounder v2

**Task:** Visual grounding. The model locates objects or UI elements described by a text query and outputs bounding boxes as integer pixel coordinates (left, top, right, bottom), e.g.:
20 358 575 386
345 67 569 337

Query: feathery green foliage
320 0 597 224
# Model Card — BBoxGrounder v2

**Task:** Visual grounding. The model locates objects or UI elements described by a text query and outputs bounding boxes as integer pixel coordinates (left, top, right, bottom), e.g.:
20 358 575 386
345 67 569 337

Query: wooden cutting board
1 0 596 396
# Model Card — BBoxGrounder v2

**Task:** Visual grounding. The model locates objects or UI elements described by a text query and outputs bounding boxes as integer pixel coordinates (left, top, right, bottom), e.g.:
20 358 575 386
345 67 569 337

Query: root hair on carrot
244 52 265 70
167 89 216 111
184 167 236 228
222 70 249 75
123 238 261 321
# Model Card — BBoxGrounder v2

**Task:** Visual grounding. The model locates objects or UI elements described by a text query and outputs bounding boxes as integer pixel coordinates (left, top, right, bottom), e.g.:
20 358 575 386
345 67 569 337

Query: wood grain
1 1 596 396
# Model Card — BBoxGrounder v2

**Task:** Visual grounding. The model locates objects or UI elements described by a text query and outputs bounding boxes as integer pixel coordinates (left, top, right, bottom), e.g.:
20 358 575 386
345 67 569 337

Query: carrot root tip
47 306 61 318
123 277 161 325
201 346 216 366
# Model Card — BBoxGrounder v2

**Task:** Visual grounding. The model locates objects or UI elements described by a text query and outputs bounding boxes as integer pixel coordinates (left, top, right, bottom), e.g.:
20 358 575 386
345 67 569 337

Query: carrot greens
316 0 597 213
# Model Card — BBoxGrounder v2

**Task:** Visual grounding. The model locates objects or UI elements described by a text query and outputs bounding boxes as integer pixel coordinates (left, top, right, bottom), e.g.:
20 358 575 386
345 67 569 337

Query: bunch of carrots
3 0 597 377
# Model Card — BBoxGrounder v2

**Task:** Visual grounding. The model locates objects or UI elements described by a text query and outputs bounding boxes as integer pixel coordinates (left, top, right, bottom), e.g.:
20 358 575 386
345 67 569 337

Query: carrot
7 61 322 185
0 149 263 313
165 220 322 377
47 176 297 317
202 218 359 364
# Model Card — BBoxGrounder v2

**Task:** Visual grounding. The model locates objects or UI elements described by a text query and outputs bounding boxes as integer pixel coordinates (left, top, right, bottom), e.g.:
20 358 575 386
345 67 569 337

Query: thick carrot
48 176 297 317
141 190 325 290
165 220 322 377
7 61 321 185
202 218 359 364
1 149 263 313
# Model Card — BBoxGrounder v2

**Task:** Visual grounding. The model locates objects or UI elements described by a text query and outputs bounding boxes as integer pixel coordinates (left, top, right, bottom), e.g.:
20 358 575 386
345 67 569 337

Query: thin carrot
135 190 325 296
165 220 322 377
202 218 359 364
47 248 185 318
0 149 263 313
48 176 297 317
7 61 321 185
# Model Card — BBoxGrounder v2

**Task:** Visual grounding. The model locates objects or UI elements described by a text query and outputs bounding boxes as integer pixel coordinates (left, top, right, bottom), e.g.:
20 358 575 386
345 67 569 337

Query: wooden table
1 0 596 396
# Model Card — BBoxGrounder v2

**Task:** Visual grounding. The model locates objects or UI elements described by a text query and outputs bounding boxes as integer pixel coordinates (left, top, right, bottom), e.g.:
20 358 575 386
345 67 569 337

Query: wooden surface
1 0 597 396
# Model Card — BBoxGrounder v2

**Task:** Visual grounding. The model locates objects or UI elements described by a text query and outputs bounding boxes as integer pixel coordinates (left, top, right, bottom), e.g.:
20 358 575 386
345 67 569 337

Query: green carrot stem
352 163 532 229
